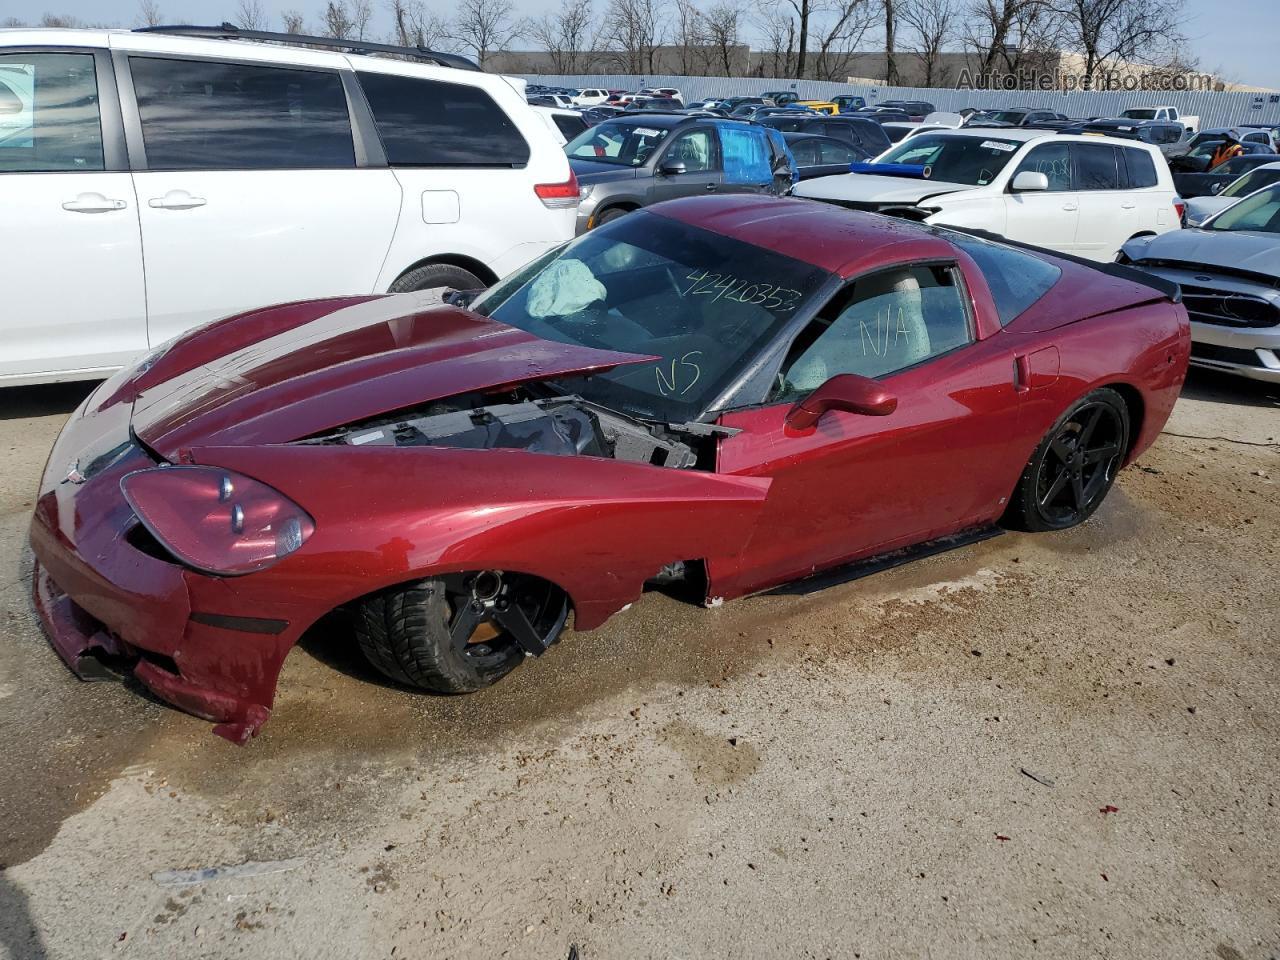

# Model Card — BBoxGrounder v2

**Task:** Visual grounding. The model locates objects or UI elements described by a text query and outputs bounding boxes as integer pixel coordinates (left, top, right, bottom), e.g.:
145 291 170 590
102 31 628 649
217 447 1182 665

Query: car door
1005 142 1080 253
1071 142 1127 260
0 48 147 384
122 53 402 345
647 125 722 203
714 261 1025 594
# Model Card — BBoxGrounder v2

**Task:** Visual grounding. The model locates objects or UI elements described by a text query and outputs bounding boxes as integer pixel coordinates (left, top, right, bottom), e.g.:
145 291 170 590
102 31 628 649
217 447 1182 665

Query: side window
553 114 587 140
720 126 774 182
1122 147 1158 188
776 264 972 398
0 53 103 173
358 72 530 167
1162 125 1183 144
665 128 716 172
1013 143 1072 191
1073 143 1121 190
130 57 353 170
819 139 857 164
949 234 1062 326
789 138 818 165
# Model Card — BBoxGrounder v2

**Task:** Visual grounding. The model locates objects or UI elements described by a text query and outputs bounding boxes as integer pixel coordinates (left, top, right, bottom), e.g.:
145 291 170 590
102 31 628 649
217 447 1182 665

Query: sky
2 0 1274 89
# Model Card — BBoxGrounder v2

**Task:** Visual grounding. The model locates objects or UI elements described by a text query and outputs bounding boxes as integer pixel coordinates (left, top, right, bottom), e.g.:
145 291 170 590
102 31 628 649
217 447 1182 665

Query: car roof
650 195 956 277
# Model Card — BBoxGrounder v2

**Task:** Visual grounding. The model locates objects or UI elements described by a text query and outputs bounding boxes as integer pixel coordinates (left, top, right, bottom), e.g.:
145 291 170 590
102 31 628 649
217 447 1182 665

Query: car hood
119 295 652 461
1183 195 1234 224
1127 229 1280 277
792 173 973 204
569 160 641 185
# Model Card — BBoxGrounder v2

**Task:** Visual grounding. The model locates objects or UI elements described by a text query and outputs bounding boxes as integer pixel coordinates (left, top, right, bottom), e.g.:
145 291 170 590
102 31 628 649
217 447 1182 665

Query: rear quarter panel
1006 298 1189 464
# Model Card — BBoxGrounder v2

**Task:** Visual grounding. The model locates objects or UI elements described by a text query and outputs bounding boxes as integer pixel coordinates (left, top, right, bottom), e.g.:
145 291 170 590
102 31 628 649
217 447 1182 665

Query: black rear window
358 72 529 167
947 232 1062 327
1122 147 1158 188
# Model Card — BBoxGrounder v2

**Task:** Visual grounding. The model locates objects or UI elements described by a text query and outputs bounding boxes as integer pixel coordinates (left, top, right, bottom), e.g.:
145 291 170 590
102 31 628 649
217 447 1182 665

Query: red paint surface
28 196 1190 742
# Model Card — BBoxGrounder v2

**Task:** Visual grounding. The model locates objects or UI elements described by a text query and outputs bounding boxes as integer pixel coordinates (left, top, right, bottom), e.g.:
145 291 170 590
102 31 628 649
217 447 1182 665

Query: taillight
121 466 314 576
1174 199 1186 221
534 170 580 209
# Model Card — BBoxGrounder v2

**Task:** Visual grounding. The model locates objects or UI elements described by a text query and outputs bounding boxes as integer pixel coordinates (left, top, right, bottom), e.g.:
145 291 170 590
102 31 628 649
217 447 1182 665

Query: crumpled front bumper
28 393 299 744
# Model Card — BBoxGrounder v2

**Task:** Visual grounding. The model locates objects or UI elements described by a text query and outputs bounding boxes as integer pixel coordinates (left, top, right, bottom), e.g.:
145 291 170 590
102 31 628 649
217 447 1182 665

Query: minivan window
1073 143 1121 190
130 57 354 170
1122 147 1158 188
0 53 103 172
359 72 530 167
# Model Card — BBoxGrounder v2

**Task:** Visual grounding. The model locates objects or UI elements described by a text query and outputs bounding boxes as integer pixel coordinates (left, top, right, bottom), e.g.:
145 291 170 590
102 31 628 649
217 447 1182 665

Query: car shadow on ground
0 872 47 959
1181 368 1279 408
1 382 97 421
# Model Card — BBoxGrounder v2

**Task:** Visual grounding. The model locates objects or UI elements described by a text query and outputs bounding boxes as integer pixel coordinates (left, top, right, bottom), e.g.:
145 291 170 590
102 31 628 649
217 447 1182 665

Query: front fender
188 444 772 630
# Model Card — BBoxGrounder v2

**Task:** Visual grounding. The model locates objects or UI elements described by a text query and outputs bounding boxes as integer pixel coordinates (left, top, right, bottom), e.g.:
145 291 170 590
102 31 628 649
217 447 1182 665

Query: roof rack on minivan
134 22 480 72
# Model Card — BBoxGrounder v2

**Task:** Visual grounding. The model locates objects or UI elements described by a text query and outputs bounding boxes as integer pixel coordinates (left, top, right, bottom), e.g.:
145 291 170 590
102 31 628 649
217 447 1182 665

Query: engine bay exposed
299 392 733 470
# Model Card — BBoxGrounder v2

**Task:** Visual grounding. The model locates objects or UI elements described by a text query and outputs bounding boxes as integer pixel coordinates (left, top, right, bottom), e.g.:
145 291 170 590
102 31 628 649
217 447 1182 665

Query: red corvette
29 196 1189 743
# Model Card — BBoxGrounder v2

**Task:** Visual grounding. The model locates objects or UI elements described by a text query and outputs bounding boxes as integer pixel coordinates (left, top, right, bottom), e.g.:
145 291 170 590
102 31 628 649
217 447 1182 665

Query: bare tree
668 0 705 75
703 2 744 76
451 0 526 69
1057 0 1185 84
752 0 799 77
281 10 308 33
962 0 1059 79
137 0 163 27
601 0 663 74
882 0 899 83
234 0 268 30
900 0 956 86
391 0 451 48
529 0 599 73
322 0 373 39
811 0 876 81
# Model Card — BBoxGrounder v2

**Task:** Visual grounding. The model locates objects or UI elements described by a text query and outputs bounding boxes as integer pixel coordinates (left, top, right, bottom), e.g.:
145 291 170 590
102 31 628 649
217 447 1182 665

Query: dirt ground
0 370 1276 960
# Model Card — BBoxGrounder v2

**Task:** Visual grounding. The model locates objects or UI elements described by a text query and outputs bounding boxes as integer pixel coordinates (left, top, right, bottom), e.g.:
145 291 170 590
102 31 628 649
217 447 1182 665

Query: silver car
1120 182 1280 383
1184 161 1280 226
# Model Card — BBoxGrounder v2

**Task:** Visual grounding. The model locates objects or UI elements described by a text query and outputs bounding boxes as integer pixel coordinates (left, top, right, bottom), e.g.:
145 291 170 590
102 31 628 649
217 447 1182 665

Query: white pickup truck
1119 106 1200 135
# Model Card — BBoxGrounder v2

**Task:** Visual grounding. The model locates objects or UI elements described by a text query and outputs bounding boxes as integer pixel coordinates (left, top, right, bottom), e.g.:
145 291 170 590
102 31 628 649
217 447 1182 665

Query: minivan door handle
62 193 127 213
149 191 207 210
1061 202 1079 212
1120 201 1137 210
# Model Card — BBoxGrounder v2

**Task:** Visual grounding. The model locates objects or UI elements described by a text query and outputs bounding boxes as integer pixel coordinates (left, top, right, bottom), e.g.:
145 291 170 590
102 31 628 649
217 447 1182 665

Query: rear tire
388 263 486 304
1005 388 1129 532
593 207 630 229
353 573 568 694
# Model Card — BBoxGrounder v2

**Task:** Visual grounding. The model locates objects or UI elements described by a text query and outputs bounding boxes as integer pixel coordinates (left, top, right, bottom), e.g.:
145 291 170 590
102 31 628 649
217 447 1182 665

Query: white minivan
793 128 1182 262
0 26 578 387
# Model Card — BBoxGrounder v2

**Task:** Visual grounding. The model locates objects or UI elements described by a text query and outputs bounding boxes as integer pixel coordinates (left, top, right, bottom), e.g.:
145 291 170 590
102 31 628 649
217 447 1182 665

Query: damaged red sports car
29 196 1190 743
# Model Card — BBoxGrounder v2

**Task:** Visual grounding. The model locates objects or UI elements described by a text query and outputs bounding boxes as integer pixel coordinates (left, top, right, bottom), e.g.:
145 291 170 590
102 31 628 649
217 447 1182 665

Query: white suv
793 128 1181 261
0 26 578 387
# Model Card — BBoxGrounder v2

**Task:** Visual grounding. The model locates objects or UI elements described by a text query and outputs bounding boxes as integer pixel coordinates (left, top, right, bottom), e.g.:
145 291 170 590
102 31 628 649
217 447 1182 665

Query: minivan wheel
389 263 485 304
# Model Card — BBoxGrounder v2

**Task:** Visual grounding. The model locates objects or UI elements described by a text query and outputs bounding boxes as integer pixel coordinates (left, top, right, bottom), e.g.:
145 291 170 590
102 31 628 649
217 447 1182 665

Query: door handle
62 193 127 214
149 191 207 210
1061 202 1079 212
705 182 717 191
1120 201 1137 209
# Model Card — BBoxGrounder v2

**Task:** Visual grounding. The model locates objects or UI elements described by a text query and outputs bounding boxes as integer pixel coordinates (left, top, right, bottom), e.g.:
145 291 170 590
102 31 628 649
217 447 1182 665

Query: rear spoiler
939 226 1183 304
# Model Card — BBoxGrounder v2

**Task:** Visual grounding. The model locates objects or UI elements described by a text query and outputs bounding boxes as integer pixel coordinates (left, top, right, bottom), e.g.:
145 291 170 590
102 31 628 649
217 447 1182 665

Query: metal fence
519 73 1280 129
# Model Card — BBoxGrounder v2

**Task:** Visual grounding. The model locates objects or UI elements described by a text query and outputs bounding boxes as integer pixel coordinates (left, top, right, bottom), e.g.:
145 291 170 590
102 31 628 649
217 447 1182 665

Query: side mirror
658 160 687 176
1011 170 1049 192
1210 182 1223 194
785 373 898 431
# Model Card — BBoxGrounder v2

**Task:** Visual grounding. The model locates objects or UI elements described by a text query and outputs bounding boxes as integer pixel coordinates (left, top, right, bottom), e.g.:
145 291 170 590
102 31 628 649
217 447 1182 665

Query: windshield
877 134 1022 185
470 212 831 421
565 120 672 166
1221 167 1280 198
988 111 1027 124
1206 183 1280 233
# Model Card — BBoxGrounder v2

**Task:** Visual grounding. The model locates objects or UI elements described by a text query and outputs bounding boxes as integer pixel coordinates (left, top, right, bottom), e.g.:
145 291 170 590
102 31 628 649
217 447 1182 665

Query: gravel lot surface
0 371 1276 960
